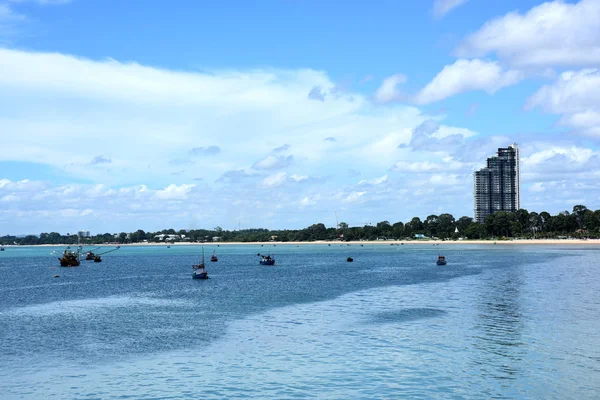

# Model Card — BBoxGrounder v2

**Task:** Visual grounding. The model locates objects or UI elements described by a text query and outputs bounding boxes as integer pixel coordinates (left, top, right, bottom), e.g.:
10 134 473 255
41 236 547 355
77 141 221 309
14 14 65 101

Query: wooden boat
58 249 80 267
84 247 101 260
91 246 120 263
193 248 208 279
259 254 275 265
436 255 447 265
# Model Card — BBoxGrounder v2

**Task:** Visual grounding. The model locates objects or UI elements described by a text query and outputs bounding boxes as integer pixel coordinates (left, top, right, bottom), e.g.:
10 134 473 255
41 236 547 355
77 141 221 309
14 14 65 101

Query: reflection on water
472 266 526 394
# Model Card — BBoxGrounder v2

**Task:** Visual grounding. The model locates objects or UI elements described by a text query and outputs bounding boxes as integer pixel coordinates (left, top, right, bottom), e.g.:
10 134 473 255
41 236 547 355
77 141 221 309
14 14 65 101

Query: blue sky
1 0 599 234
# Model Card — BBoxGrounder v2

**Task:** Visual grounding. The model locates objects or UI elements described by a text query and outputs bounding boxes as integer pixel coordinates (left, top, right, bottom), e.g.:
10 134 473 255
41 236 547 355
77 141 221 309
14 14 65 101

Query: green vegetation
2 205 600 245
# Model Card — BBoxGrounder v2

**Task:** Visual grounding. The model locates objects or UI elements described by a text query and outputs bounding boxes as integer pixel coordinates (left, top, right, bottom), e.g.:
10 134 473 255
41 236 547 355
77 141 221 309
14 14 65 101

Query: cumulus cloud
155 184 195 200
433 0 468 19
455 0 600 68
399 119 477 154
526 69 600 136
374 74 407 103
414 59 523 104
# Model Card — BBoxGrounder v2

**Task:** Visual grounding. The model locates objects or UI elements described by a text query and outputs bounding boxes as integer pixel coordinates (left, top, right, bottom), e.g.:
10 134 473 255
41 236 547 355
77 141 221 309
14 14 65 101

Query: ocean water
0 244 599 399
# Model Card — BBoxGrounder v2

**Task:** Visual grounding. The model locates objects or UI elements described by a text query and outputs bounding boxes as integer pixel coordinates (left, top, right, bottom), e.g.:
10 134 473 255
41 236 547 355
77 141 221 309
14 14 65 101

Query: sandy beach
13 239 600 247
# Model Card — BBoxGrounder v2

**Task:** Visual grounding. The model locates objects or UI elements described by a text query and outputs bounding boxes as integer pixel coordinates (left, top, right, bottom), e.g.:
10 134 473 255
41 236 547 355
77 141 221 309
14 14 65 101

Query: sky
1 0 600 235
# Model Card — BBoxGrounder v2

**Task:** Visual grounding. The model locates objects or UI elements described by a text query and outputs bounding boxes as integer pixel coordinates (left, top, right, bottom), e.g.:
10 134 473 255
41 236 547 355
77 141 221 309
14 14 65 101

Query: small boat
58 249 80 267
84 247 101 260
347 257 354 262
436 255 447 266
210 252 218 262
0 245 5 251
193 248 208 279
259 254 275 265
92 246 120 263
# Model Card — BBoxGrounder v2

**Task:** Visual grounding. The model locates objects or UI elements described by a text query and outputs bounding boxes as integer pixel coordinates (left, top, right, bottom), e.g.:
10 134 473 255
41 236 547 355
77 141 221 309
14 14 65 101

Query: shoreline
5 239 600 247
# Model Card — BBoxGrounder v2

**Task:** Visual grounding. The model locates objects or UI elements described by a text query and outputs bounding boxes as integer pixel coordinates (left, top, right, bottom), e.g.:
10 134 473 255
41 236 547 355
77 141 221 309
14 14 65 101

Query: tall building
474 143 520 224
77 230 91 238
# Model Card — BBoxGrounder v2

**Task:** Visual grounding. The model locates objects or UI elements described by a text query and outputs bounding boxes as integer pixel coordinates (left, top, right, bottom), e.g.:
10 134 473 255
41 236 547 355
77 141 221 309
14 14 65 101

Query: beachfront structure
474 143 520 224
77 230 91 238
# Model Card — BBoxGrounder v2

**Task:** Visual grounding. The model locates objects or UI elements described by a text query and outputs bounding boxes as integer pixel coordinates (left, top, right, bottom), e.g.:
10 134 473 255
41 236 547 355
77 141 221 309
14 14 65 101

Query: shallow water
1 244 599 398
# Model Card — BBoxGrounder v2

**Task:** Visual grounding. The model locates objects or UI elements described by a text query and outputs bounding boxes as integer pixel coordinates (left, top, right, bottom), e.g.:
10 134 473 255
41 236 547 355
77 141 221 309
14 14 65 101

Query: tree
465 223 487 239
392 222 404 239
573 205 588 229
516 209 530 232
338 222 348 230
406 217 423 234
118 232 128 243
456 216 473 234
436 213 456 238
424 215 438 237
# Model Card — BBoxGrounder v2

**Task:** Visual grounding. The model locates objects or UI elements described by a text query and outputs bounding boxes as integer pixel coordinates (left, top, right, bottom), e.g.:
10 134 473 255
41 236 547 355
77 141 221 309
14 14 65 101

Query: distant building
77 230 91 238
474 143 520 224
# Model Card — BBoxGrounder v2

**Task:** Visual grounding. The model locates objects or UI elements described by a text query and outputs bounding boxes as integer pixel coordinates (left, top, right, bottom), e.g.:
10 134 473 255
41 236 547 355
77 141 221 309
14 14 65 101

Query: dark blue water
1 244 599 399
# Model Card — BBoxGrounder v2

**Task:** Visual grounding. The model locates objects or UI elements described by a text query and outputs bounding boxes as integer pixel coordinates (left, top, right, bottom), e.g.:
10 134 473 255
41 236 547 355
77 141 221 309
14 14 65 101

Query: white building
77 230 91 238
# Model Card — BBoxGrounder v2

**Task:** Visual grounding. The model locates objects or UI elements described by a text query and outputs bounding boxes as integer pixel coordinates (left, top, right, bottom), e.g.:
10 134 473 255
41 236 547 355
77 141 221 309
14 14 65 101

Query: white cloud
343 191 366 203
261 172 287 188
391 160 463 173
252 155 293 170
455 0 600 68
430 173 461 186
155 184 195 200
1 48 600 233
526 69 600 136
433 0 468 19
358 175 388 186
414 59 523 104
374 74 407 103
0 48 433 187
290 174 308 182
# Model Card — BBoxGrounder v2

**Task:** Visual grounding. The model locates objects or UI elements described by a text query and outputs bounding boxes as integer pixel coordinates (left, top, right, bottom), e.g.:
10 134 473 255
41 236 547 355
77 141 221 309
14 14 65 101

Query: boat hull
192 272 208 279
436 261 447 265
259 260 275 265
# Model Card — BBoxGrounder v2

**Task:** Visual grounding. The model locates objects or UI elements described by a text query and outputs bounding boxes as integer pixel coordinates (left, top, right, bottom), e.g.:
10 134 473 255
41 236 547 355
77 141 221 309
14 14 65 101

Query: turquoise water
1 244 599 399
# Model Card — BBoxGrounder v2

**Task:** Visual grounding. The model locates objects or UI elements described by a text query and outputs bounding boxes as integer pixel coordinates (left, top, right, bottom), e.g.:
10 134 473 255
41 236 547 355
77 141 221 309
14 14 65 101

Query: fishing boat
92 246 120 263
58 249 80 267
436 255 447 266
259 254 275 265
210 251 218 262
84 247 101 260
192 248 208 279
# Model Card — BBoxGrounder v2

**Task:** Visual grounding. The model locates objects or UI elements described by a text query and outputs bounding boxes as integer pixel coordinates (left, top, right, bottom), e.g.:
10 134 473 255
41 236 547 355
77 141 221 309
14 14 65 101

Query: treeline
2 205 600 246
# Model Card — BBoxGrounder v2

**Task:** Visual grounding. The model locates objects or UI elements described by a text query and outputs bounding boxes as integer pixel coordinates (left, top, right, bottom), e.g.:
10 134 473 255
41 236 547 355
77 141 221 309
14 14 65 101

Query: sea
0 244 599 399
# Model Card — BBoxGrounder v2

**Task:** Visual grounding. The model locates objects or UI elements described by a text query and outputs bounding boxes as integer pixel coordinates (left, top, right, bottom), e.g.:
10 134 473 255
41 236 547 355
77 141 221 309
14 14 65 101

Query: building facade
474 143 520 224
77 230 91 238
